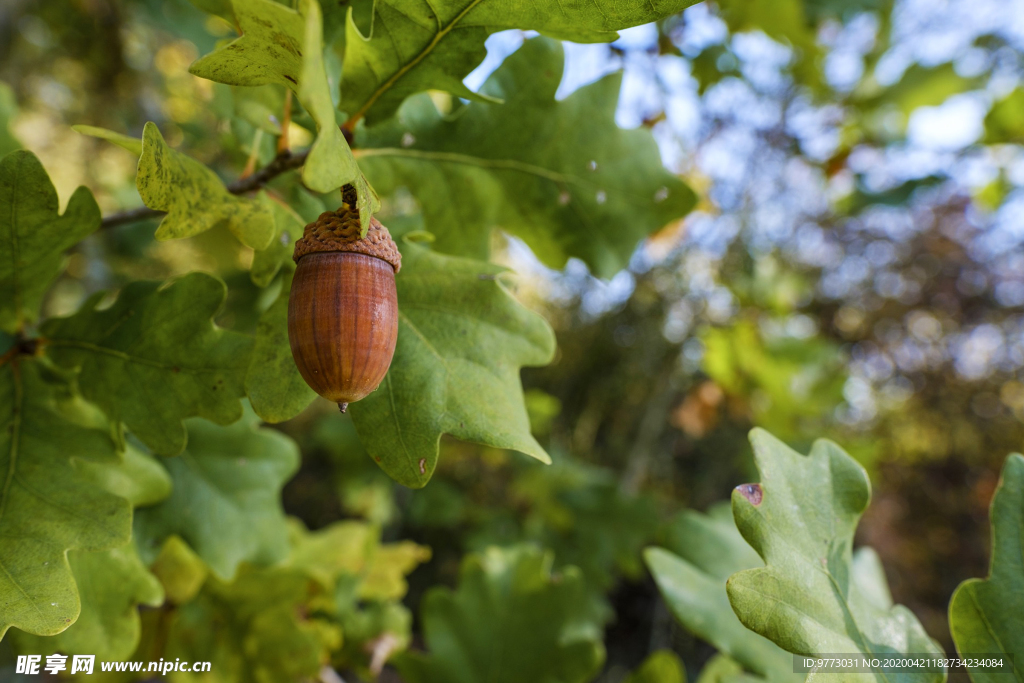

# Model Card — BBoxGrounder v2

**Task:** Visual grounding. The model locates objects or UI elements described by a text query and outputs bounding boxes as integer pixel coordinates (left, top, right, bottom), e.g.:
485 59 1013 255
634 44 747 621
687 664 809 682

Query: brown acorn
287 193 401 413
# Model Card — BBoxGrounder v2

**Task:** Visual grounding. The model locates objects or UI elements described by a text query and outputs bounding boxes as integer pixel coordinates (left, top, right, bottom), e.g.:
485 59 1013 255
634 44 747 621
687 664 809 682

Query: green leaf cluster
1 0 704 665
396 545 606 683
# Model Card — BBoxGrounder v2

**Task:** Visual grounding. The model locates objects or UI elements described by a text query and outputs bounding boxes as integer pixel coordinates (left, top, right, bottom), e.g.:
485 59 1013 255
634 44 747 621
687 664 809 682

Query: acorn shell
287 208 401 412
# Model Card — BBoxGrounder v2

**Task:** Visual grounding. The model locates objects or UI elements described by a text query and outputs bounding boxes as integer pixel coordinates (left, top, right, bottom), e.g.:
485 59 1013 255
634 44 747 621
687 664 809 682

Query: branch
99 149 310 229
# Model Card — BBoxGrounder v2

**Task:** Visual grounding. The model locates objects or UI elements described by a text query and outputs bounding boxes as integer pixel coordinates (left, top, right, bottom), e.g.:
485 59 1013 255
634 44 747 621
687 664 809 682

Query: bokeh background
2 0 1023 680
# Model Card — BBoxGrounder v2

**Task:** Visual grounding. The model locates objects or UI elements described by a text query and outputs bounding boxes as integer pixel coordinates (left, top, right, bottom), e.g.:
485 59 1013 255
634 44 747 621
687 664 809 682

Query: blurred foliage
0 0 1022 680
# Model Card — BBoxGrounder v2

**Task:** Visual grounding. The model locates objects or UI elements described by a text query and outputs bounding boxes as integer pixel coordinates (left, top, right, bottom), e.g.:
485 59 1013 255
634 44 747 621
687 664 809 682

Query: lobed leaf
10 428 170 657
341 0 702 125
134 406 299 581
0 150 100 334
645 504 799 683
0 361 130 637
727 429 945 683
349 240 555 488
396 545 605 683
357 38 696 277
949 453 1024 683
42 272 254 456
189 0 379 226
11 544 164 660
136 122 274 249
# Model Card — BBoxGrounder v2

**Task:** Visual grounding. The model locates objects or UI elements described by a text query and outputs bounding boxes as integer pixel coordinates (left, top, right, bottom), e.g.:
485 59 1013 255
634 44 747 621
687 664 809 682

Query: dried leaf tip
736 483 763 505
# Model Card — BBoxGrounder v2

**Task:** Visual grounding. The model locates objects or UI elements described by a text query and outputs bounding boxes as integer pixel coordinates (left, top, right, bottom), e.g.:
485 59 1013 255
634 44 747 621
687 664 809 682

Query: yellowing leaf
189 0 379 227
136 122 274 249
150 536 209 605
396 546 605 683
360 541 431 601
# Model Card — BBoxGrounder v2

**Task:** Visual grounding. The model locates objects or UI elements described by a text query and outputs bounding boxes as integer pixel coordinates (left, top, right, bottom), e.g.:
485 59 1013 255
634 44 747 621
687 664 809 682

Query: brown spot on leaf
736 483 763 505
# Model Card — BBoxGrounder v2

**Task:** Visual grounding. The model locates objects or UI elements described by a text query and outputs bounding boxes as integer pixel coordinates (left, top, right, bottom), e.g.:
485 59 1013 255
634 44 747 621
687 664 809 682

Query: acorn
287 191 401 413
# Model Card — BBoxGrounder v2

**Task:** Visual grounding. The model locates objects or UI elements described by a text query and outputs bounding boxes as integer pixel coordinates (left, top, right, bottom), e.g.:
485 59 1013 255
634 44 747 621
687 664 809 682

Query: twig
99 149 310 229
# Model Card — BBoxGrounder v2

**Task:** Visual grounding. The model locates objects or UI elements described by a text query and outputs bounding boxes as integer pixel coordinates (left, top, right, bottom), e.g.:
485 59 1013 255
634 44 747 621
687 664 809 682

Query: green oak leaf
42 272 254 456
0 150 100 334
0 360 130 638
11 423 169 658
250 193 303 287
133 406 299 580
624 650 686 683
136 122 273 248
727 429 945 683
395 545 605 683
645 504 801 683
12 544 164 660
341 0 701 125
949 453 1024 683
357 38 696 277
189 0 379 226
245 272 316 423
349 240 555 488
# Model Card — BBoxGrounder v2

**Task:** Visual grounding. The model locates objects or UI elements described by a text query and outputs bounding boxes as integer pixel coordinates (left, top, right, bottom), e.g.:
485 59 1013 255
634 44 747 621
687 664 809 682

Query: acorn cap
292 198 401 273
